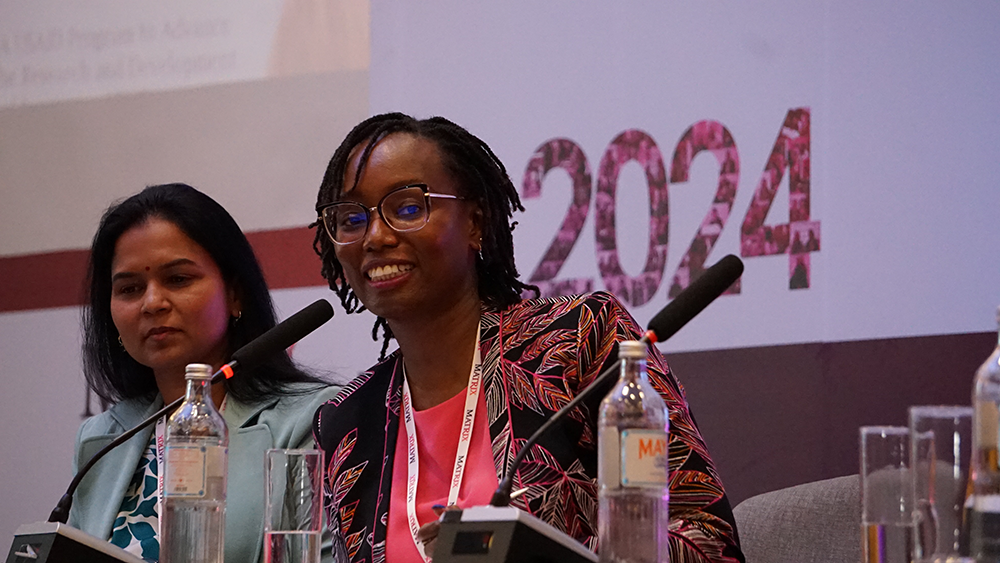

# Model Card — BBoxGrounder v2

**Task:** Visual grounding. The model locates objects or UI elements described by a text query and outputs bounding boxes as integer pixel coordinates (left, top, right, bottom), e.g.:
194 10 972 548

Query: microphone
488 254 743 508
643 253 743 344
47 299 334 525
230 299 334 370
445 257 743 562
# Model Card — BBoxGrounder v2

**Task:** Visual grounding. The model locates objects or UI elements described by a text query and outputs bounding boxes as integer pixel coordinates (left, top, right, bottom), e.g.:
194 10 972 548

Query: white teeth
367 264 413 282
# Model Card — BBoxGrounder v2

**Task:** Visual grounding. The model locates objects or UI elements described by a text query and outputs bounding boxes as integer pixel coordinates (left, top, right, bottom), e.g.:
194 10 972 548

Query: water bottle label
975 494 1000 514
975 399 1000 450
166 445 206 496
620 429 668 487
206 445 227 480
600 427 620 487
166 445 224 497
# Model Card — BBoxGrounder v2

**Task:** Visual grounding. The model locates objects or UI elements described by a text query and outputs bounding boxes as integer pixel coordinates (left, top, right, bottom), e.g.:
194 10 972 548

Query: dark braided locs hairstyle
311 113 538 358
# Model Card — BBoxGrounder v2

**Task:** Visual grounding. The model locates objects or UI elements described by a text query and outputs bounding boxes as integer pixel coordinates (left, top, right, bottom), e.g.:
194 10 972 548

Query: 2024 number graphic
521 107 819 307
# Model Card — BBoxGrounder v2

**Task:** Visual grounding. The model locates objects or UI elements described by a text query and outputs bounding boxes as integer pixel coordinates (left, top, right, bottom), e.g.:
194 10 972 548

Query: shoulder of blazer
242 383 343 449
75 396 161 468
78 395 160 437
315 359 398 451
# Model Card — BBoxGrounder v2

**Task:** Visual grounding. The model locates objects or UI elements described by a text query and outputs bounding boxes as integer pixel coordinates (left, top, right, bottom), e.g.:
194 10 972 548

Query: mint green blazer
69 383 341 563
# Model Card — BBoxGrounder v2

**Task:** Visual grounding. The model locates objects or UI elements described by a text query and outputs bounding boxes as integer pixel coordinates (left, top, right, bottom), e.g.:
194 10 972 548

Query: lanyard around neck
154 416 167 539
401 328 482 562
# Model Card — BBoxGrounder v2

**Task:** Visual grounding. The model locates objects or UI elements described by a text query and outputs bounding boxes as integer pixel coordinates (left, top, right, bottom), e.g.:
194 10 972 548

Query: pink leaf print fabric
313 292 744 562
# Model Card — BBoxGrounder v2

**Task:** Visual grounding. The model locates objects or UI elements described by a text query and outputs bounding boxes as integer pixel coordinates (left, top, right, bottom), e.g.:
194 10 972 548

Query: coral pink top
386 386 499 562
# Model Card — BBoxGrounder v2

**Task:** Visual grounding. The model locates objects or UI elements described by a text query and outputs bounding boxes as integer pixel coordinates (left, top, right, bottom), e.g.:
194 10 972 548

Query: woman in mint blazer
68 184 340 563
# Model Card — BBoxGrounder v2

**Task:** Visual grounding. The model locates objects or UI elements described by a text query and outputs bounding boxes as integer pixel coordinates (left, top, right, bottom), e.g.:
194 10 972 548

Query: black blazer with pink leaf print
314 292 744 563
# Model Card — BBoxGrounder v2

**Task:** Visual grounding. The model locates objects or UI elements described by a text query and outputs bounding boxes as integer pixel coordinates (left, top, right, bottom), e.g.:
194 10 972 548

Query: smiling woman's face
333 132 482 323
109 216 239 380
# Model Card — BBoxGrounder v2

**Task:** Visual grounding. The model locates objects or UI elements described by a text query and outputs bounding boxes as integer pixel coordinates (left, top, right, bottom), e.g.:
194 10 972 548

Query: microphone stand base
6 522 144 563
433 505 597 563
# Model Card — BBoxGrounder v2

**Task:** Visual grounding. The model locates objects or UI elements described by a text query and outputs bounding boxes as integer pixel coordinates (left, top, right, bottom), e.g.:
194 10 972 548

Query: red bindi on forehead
145 267 150 271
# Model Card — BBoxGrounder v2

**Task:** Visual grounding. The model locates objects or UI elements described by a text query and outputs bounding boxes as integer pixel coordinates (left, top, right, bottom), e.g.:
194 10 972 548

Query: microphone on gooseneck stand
437 255 744 563
489 254 744 508
47 298 334 525
7 299 333 563
227 299 334 368
641 253 744 345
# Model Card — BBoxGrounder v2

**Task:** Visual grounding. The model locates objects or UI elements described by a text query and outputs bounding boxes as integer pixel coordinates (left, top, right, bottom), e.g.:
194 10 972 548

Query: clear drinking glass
264 449 324 563
861 426 914 563
909 406 975 563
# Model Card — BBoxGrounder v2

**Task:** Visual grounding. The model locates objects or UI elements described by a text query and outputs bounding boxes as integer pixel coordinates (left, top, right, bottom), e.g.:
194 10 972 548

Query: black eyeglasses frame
317 183 464 245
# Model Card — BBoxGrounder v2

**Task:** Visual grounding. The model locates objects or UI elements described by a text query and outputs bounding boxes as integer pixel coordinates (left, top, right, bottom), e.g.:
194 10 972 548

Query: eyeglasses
317 184 463 245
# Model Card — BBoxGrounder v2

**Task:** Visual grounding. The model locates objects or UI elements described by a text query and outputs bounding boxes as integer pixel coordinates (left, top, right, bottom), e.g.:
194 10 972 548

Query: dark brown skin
417 505 460 557
335 134 484 558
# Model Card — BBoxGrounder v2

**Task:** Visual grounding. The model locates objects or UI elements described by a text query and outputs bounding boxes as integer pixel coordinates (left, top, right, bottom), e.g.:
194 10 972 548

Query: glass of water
265 449 324 563
909 406 975 563
861 426 914 563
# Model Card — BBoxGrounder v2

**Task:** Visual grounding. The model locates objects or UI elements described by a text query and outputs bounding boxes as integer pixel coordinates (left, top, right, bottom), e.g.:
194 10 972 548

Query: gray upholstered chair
733 475 860 563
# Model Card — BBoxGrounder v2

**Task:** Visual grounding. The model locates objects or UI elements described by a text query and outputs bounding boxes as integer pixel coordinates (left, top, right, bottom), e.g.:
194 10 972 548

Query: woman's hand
417 504 458 560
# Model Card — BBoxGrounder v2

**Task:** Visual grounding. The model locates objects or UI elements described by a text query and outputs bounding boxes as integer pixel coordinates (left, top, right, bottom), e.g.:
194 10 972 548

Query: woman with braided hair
311 113 744 562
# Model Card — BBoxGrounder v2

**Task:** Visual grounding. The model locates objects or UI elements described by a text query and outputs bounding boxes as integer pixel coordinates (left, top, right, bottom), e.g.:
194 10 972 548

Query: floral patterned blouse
110 433 160 561
314 292 744 562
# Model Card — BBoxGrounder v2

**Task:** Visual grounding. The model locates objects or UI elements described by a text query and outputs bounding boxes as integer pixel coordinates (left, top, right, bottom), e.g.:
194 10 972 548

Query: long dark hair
312 113 537 357
83 183 324 404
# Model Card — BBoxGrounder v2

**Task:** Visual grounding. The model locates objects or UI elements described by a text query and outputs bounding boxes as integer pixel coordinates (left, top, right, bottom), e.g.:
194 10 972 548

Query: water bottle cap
618 340 646 359
185 363 213 379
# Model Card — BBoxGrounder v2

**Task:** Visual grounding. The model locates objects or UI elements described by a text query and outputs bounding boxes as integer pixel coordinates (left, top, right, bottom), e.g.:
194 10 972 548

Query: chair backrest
733 475 860 563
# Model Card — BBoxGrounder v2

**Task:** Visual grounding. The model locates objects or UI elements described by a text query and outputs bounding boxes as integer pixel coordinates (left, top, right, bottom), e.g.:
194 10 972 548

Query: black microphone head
646 254 743 343
231 299 334 368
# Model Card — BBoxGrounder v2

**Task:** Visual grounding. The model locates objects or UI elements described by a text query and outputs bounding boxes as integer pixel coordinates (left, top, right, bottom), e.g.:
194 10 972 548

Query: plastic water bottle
162 363 228 563
598 340 670 563
972 307 1000 561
